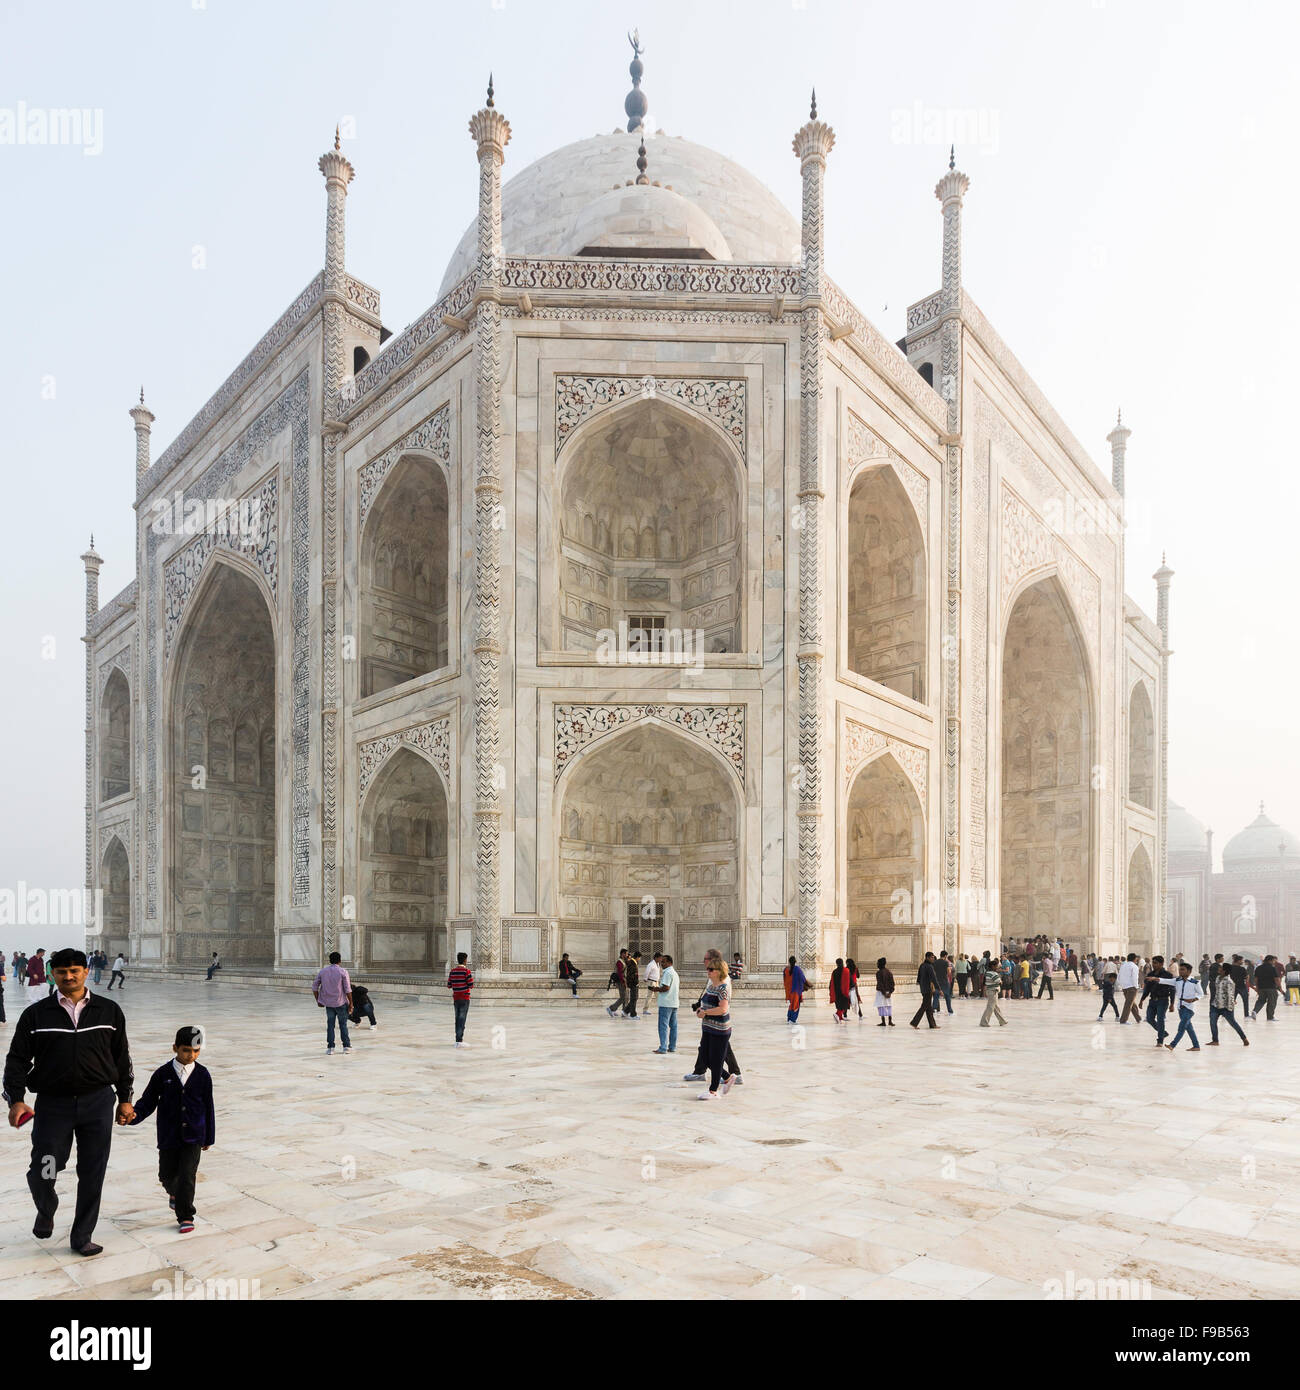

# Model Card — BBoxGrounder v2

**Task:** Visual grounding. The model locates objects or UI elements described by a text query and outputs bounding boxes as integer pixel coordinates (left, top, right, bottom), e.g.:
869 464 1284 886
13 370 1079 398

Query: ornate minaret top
935 147 970 306
624 29 648 132
1107 408 1131 496
792 88 835 301
318 126 355 291
129 387 155 481
468 74 512 286
1154 553 1174 640
80 535 103 623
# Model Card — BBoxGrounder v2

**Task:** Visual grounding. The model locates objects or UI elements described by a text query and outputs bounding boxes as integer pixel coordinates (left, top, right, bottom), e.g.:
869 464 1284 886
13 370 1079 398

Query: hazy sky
1 0 1295 951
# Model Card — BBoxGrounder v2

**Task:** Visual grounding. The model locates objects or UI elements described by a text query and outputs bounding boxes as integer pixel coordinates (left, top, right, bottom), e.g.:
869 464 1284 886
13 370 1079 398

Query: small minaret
1107 408 1130 496
130 388 155 481
791 88 835 976
80 536 103 899
1154 553 1174 955
467 75 511 972
934 146 970 392
318 126 355 295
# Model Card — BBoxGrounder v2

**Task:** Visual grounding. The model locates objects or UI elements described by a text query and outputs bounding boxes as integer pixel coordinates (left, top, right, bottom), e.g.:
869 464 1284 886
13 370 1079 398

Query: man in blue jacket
127 1026 215 1234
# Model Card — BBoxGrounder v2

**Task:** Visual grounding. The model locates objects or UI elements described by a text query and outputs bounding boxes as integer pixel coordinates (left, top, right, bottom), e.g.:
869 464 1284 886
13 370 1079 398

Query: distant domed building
80 41 1171 987
1168 801 1300 958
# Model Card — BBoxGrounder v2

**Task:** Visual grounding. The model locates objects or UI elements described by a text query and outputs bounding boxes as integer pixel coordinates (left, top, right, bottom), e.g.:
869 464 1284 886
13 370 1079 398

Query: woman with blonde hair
694 954 735 1099
683 948 744 1087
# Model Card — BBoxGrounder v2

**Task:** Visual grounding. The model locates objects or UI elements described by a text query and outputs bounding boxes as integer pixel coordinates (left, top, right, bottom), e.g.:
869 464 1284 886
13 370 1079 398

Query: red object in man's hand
17 1111 33 1128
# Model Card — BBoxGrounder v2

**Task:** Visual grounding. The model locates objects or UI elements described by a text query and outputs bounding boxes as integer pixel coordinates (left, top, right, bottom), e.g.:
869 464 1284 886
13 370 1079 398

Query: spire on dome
487 73 495 108
624 29 648 132
949 144 955 171
810 88 817 120
635 136 649 185
334 124 340 152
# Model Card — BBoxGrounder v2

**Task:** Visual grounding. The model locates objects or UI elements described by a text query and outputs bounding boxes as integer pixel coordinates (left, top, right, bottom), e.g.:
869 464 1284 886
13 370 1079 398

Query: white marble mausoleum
81 47 1172 985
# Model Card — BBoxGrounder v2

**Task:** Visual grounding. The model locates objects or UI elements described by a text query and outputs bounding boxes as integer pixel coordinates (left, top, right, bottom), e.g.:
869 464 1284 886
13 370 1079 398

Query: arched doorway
101 836 130 954
1127 844 1154 956
171 562 276 966
359 455 449 697
100 668 131 801
1128 683 1155 810
846 753 925 966
556 724 741 971
846 466 926 701
1000 577 1093 946
558 398 743 655
359 747 449 971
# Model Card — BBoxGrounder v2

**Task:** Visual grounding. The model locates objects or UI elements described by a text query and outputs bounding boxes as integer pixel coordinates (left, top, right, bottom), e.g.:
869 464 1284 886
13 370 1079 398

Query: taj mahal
79 41 1173 989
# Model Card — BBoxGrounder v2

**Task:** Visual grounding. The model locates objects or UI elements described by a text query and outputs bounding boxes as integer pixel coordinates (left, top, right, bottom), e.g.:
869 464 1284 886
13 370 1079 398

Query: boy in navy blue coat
128 1026 215 1233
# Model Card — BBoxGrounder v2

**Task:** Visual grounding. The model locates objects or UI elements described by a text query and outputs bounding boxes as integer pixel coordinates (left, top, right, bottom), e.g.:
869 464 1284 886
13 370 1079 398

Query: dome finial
810 87 817 120
949 144 955 171
1260 800 1266 816
624 29 648 132
635 136 649 185
487 72 494 108
334 124 340 152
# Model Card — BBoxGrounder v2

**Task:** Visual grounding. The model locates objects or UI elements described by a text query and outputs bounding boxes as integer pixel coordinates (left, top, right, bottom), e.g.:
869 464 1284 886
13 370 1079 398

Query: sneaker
723 1075 737 1095
731 1074 743 1085
697 1091 720 1101
682 1072 704 1082
178 1221 194 1234
454 1041 470 1049
343 1047 353 1054
326 1048 335 1055
370 1022 378 1029
168 1197 176 1210
652 1049 667 1055
606 1006 618 1018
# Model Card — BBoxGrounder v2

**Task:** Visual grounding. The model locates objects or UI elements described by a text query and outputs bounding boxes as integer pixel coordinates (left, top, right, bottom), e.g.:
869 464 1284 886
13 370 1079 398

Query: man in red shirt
447 953 474 1048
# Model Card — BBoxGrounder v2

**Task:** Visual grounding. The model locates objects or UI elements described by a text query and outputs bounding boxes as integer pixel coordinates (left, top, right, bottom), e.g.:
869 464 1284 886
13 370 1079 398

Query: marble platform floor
1 977 1297 1301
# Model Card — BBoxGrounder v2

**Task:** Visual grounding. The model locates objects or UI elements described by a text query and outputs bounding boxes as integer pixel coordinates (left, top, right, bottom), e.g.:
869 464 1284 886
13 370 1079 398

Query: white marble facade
81 71 1168 982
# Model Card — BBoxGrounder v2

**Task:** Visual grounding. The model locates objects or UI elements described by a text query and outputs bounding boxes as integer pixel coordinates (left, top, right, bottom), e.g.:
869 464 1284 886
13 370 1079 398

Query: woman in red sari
829 958 851 1023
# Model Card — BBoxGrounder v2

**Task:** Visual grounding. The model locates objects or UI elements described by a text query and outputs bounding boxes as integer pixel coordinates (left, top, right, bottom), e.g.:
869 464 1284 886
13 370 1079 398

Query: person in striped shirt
447 953 474 1048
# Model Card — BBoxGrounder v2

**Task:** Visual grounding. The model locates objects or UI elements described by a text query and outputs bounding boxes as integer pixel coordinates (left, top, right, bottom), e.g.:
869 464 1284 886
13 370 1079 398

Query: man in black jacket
1252 956 1281 1021
1140 954 1176 1047
910 952 941 1030
623 951 641 1019
3 947 134 1256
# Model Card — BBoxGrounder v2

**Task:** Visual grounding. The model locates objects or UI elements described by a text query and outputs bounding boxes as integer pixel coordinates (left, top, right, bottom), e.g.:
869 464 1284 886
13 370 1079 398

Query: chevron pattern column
318 131 354 960
936 154 969 955
792 96 835 973
469 82 511 972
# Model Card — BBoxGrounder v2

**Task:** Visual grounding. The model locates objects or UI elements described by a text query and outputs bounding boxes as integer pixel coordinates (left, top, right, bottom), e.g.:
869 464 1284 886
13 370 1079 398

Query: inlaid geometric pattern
554 704 745 785
555 375 746 461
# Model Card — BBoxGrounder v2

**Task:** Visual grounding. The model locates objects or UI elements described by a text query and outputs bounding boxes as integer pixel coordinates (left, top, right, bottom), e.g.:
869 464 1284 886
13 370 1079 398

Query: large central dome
438 128 801 297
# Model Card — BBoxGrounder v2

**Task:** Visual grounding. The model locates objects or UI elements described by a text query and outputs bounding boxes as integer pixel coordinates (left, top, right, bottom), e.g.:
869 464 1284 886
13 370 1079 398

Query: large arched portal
359 748 449 971
171 563 276 966
100 668 131 801
101 836 130 954
557 724 741 968
558 398 743 656
846 754 925 966
1128 682 1155 810
1127 843 1154 957
1000 578 1093 945
359 456 449 698
846 466 926 701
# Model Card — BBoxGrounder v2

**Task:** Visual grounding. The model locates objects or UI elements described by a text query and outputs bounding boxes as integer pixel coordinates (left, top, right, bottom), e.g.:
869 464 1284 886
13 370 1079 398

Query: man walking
1116 953 1141 1022
447 952 474 1048
1229 955 1251 1021
651 954 679 1054
605 949 629 1019
3 948 134 1257
1141 955 1176 1047
623 950 641 1019
1207 963 1249 1047
643 953 662 1021
106 954 126 991
312 951 353 1055
954 953 970 997
1157 961 1204 1053
1251 956 1281 1021
936 952 955 1015
25 949 47 1006
910 952 941 1030
979 972 1008 1027
1037 953 1055 1000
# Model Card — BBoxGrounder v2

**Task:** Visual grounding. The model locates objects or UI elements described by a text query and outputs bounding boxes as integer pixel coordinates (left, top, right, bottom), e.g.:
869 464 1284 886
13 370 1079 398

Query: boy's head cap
175 1026 203 1047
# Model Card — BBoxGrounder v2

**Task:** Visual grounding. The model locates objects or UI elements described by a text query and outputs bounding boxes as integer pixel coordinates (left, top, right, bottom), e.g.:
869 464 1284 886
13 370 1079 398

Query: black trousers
910 991 937 1028
159 1144 203 1222
107 971 124 989
956 974 969 996
27 1086 115 1248
1038 974 1054 998
699 1030 731 1092
692 1034 741 1076
623 984 639 1017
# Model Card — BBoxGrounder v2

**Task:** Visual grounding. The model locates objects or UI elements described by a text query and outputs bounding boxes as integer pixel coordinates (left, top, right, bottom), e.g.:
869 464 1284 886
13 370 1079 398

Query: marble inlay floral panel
555 376 746 461
843 717 928 814
357 716 453 800
554 704 744 785
358 404 451 527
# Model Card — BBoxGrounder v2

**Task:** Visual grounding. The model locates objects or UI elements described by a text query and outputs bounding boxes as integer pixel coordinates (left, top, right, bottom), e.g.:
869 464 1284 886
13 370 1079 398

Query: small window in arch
353 345 371 374
918 361 934 386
